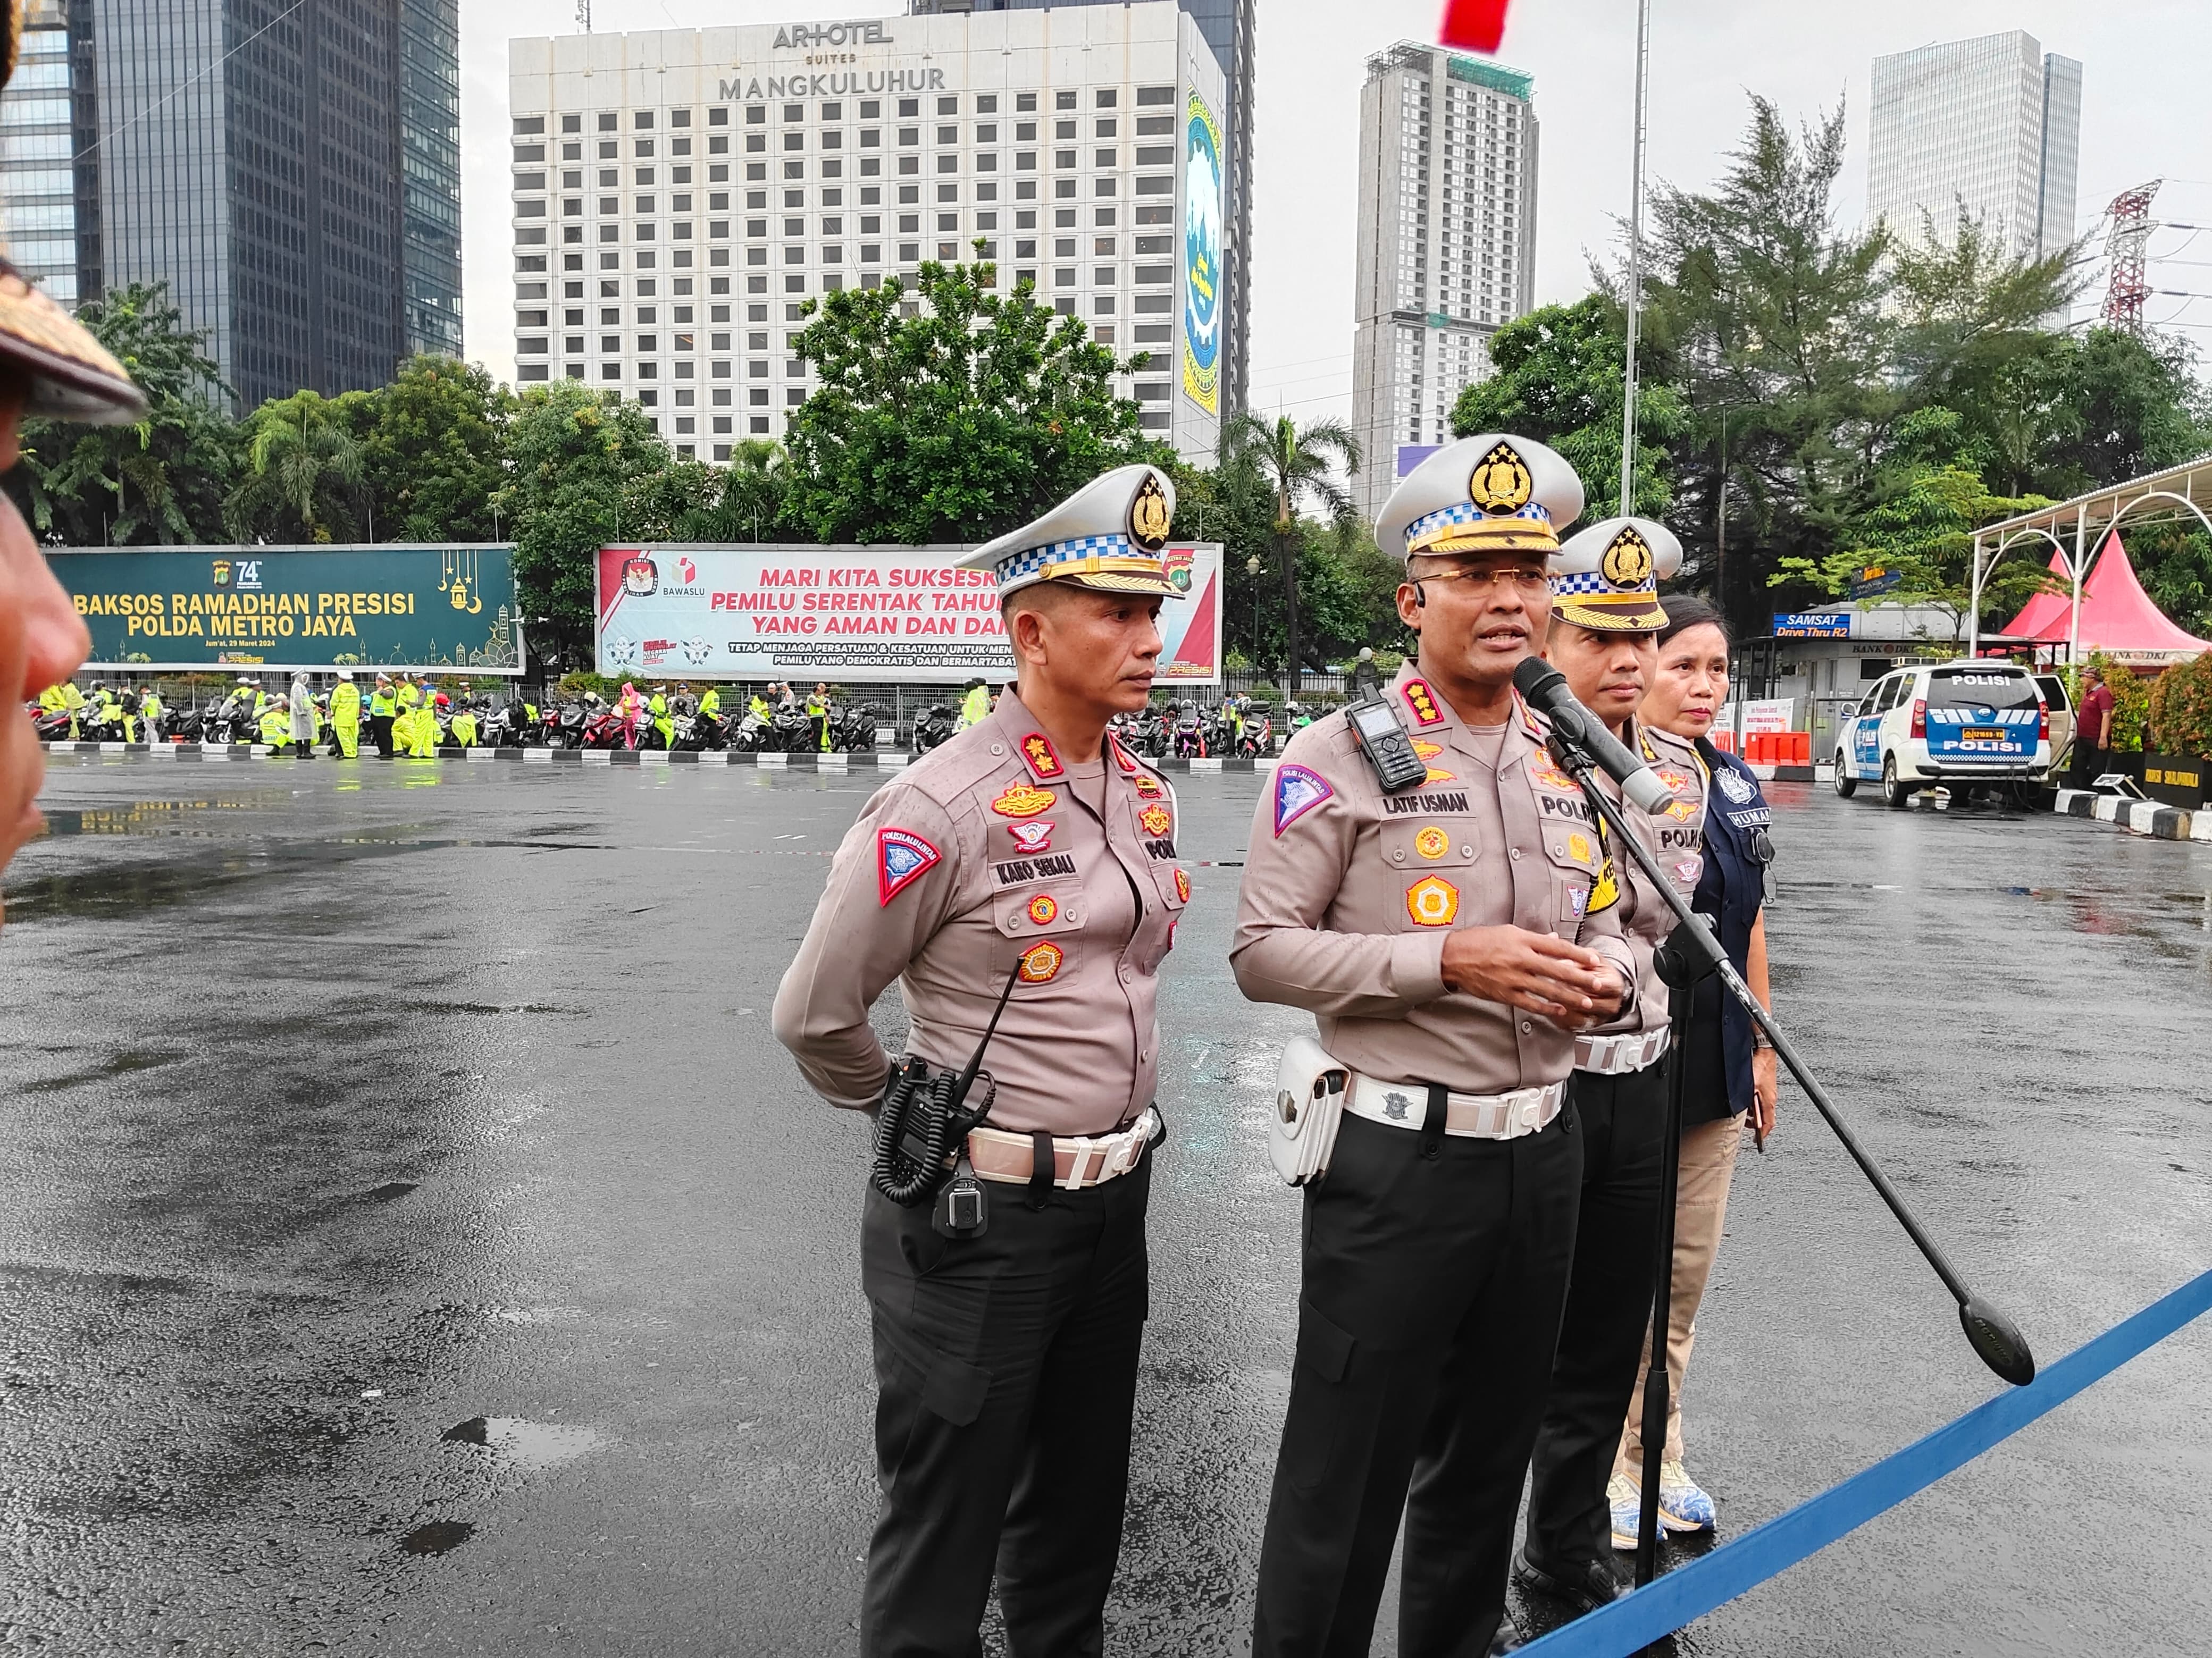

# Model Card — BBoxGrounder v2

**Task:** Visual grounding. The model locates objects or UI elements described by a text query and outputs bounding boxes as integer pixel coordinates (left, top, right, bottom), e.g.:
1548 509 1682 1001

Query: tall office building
508 4 1232 464
907 0 1251 417
1348 41 1537 523
0 0 80 305
1869 31 2081 259
54 0 461 407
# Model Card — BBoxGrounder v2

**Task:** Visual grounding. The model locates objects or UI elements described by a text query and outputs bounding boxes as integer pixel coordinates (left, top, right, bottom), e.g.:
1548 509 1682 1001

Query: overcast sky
461 0 2212 424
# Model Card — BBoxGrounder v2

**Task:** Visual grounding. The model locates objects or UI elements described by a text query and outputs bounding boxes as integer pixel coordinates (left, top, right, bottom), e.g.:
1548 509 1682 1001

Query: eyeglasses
1410 568 1552 595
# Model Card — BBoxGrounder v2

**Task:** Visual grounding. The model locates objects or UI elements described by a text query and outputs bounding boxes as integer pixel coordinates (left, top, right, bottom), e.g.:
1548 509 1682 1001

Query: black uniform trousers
859 1154 1152 1658
1523 1061 1669 1572
1252 1107 1582 1658
370 713 395 757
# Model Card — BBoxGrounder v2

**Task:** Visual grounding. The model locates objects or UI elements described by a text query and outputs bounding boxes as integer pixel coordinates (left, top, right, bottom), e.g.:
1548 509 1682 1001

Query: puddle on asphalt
19 1049 182 1092
362 1182 418 1204
399 1520 475 1556
441 1417 601 1469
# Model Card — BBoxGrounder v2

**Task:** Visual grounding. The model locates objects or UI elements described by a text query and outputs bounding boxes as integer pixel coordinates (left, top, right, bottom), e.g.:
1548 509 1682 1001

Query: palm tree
1222 413 1361 693
227 390 366 543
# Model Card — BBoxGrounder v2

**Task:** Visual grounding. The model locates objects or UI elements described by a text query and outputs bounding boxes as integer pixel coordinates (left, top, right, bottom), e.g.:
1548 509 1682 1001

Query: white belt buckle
1060 1137 1100 1190
1517 1091 1543 1133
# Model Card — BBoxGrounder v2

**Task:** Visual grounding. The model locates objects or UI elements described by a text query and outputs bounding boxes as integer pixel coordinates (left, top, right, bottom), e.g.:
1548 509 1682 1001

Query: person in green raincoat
330 672 361 758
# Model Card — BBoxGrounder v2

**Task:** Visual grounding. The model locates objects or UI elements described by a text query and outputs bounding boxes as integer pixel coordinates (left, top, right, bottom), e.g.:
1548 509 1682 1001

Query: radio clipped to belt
872 960 1023 1238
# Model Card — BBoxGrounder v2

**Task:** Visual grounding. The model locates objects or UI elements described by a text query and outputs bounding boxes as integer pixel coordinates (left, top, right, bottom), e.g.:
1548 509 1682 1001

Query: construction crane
576 0 591 32
2101 180 2161 333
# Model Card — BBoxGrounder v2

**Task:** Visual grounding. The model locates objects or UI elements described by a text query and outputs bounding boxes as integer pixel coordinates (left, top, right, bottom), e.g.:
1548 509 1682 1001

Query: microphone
1512 656 1674 814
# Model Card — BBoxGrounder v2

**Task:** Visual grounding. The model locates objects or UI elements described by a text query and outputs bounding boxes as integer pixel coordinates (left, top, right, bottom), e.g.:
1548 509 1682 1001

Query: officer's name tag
993 854 1078 886
1381 789 1471 816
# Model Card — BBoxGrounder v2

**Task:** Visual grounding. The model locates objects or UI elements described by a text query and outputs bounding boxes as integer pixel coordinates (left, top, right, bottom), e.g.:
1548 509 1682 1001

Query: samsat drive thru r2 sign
594 543 1224 685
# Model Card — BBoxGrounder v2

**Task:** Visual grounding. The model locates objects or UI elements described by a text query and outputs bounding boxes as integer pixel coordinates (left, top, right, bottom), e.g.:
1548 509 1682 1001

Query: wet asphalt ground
3 752 2211 1657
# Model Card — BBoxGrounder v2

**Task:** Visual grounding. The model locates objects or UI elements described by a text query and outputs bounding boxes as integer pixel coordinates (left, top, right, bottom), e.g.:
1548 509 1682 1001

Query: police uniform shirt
1232 663 1637 1096
1573 719 1711 1045
773 686 1188 1134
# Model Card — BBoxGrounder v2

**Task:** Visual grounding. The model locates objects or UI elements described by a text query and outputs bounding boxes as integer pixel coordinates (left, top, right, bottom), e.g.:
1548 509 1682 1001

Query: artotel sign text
772 21 891 49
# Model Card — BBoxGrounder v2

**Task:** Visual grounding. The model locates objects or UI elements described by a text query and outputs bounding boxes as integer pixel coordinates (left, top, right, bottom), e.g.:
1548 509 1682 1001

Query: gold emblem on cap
1128 473 1172 550
1469 442 1533 515
1601 527 1654 587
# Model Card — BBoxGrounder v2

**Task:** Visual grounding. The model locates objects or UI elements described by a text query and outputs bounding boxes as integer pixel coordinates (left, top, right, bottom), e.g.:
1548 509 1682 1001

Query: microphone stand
1543 721 2036 1393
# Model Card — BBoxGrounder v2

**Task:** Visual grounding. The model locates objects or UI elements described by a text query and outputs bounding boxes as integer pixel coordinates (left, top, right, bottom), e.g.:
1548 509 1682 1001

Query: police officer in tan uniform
1515 518 1711 1618
1233 435 1636 1657
774 464 1190 1658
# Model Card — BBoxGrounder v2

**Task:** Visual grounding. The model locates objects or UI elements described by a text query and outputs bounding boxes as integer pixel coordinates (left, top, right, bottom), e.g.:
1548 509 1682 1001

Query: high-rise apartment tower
22 0 462 407
906 0 1252 417
1869 30 2080 258
1349 41 1536 524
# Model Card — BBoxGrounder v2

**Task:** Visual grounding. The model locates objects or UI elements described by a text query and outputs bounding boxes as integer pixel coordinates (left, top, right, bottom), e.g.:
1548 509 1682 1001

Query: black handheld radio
1346 689 1429 792
870 959 1024 1237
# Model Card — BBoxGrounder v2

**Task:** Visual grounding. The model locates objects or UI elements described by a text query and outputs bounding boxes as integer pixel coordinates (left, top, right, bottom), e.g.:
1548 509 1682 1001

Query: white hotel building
1348 43 1538 523
507 6 1230 464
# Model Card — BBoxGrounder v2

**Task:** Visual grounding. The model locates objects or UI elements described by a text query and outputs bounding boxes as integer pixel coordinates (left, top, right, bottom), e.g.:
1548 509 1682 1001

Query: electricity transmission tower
2101 180 2161 333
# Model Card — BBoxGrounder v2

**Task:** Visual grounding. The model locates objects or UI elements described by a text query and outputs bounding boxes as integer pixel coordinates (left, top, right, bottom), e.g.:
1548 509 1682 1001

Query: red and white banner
1440 0 1512 52
594 542 1223 685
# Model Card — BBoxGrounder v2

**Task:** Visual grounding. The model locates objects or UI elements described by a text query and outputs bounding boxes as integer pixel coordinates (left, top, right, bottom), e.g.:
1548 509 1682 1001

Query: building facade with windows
1348 41 1537 523
1869 30 2080 259
0 0 80 305
30 0 460 405
904 0 1252 417
506 3 1231 464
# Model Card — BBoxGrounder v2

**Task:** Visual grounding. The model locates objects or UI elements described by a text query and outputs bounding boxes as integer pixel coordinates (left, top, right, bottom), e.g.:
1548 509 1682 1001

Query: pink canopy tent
1995 529 2211 665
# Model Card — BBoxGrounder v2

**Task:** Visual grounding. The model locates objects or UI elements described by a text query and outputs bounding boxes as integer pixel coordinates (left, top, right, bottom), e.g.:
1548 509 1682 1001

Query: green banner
46 544 519 672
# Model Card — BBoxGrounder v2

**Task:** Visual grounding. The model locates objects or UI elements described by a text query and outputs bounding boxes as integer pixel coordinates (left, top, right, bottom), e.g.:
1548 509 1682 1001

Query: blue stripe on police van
1516 1266 2212 1658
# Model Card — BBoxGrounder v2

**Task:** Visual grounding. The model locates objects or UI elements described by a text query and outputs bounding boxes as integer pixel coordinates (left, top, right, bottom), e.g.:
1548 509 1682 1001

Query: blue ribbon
1516 1267 2212 1658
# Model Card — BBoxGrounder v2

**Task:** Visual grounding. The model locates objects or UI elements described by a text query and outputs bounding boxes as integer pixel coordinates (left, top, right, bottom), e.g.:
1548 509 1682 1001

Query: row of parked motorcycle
36 687 1314 757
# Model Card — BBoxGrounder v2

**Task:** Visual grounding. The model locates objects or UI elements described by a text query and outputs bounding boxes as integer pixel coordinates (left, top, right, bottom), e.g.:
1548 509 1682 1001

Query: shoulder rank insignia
992 782 1057 818
1139 803 1174 838
1019 731 1065 780
1110 733 1139 774
877 827 941 906
1401 678 1445 727
1273 763 1333 836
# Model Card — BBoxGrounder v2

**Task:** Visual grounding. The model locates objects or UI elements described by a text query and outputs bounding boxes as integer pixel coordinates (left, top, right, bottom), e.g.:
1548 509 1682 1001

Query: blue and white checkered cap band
1553 570 1615 595
1405 499 1552 549
994 533 1138 585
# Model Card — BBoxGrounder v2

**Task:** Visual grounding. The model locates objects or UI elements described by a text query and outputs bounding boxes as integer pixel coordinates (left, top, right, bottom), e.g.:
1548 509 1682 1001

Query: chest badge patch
1675 856 1704 887
1139 803 1174 837
1414 825 1450 860
1017 940 1065 983
1663 797 1700 824
1655 767 1692 796
1405 876 1461 927
1174 866 1192 903
1716 767 1755 804
1568 831 1591 863
1273 763 1334 836
1133 774 1166 799
1401 678 1445 727
1412 738 1445 761
1007 820 1055 854
1531 754 1578 792
993 782 1057 819
1026 893 1059 925
1020 731 1066 780
876 827 941 906
1425 766 1458 785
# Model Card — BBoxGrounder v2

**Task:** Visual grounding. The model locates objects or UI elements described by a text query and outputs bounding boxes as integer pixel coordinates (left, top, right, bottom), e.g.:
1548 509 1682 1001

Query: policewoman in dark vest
1606 594 1779 1549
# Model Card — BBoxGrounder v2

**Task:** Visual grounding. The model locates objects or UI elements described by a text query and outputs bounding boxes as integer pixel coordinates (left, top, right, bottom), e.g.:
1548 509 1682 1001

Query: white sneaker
1659 1460 1717 1532
1607 1474 1639 1552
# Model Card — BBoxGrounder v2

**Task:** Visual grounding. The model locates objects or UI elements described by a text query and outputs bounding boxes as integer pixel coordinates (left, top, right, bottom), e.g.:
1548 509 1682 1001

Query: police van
1832 661 2052 807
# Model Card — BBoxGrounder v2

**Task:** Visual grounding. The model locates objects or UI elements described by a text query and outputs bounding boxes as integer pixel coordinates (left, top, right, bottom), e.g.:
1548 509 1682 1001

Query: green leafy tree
227 389 368 543
623 441 790 542
2033 327 2211 496
1448 293 1682 519
359 357 511 541
499 381 671 667
2147 648 2212 759
1648 98 1892 630
10 281 237 544
782 253 1162 544
1220 413 1361 690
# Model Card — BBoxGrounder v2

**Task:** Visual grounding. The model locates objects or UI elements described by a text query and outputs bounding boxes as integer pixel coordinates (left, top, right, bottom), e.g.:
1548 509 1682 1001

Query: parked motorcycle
1171 702 1207 759
1236 710 1273 759
828 703 878 754
911 704 957 754
726 709 769 753
31 704 73 742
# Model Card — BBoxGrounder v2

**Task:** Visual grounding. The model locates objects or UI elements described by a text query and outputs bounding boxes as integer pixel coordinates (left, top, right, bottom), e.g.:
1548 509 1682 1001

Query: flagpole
1619 0 1651 517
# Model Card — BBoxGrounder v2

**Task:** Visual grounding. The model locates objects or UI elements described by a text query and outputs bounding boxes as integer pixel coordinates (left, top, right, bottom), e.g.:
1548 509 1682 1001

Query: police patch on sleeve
1273 763 1334 837
876 826 942 906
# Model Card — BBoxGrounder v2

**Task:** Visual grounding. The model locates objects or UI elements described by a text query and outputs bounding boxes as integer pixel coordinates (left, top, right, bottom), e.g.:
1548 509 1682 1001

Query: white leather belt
1573 1028 1669 1075
1346 1075 1565 1141
960 1108 1161 1189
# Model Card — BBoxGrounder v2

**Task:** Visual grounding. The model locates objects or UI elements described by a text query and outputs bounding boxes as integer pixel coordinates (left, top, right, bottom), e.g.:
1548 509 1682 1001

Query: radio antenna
576 0 591 33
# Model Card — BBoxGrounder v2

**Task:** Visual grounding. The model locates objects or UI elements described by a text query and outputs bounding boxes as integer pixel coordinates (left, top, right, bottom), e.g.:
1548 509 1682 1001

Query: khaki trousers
1614 1112 1745 1475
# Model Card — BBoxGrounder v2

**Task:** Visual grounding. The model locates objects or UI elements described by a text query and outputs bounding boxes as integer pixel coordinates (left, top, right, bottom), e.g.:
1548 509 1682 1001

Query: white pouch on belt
1269 1034 1347 1186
